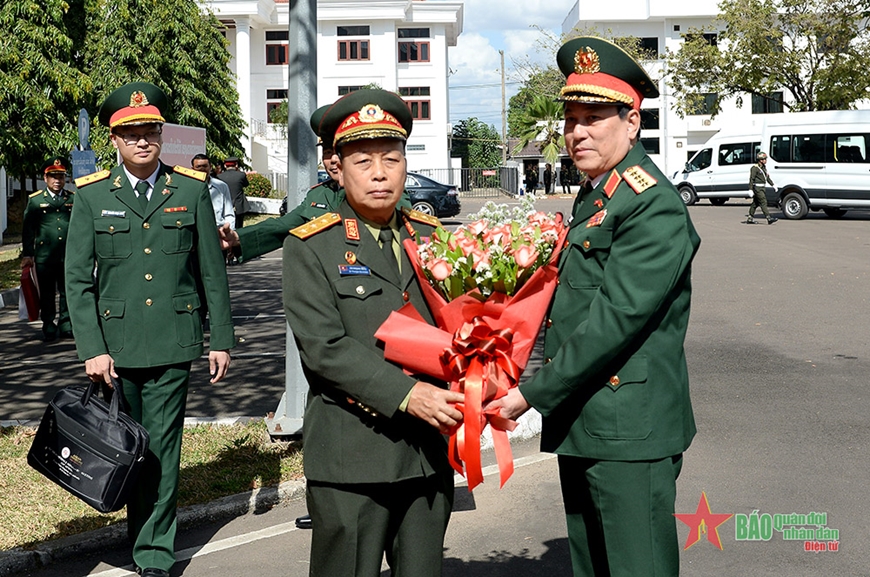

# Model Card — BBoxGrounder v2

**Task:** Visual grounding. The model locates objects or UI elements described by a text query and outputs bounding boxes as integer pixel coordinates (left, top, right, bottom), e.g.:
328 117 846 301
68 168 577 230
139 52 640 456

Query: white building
206 0 463 178
562 0 786 176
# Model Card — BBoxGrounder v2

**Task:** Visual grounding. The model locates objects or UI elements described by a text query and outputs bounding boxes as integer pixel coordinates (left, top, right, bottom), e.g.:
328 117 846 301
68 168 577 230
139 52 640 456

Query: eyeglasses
114 130 162 145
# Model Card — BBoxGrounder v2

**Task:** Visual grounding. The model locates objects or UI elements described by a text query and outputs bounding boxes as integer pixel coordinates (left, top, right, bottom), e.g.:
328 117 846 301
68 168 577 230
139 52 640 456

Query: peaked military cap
757 152 768 160
310 104 333 146
98 81 167 129
557 37 658 110
320 89 413 149
41 156 68 175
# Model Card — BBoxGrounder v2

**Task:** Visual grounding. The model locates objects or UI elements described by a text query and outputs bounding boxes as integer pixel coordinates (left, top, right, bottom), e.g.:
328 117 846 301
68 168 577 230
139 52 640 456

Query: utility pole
500 50 507 165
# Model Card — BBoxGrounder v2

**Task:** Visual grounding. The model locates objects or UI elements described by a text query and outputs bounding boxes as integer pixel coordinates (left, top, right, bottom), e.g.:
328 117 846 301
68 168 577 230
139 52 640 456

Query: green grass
0 421 303 551
0 235 22 291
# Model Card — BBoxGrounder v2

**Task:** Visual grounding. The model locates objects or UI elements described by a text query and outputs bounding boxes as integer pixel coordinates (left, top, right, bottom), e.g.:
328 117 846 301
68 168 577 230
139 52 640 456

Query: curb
0 479 306 577
0 287 18 310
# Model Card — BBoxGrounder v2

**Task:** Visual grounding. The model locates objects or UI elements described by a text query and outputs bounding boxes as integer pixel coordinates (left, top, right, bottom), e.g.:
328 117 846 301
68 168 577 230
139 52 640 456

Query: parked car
405 172 461 218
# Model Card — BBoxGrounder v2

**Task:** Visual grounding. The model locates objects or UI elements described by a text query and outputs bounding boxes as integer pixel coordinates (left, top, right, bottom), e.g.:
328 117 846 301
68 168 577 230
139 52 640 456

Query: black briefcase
27 379 150 513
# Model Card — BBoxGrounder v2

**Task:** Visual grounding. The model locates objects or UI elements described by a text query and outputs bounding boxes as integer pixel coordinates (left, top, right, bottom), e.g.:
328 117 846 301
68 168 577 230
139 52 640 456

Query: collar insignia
113 175 122 188
344 218 361 241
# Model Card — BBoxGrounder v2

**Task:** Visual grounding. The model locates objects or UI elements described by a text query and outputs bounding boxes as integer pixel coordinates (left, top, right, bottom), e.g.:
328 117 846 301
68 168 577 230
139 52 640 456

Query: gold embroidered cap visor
319 89 413 149
556 37 659 110
98 81 167 128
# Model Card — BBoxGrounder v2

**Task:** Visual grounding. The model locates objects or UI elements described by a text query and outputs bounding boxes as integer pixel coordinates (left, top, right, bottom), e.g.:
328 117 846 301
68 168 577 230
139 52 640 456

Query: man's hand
406 382 465 434
209 350 231 383
218 223 240 250
85 354 117 386
488 386 531 421
20 256 34 269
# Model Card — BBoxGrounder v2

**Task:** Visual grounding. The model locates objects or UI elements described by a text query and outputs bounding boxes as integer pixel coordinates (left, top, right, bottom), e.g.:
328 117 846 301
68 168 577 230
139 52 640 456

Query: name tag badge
311 202 327 209
101 210 126 217
339 265 370 276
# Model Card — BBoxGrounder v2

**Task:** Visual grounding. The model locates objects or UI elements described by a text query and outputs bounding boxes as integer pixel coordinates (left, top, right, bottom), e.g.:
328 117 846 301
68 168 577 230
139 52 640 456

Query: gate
412 167 518 199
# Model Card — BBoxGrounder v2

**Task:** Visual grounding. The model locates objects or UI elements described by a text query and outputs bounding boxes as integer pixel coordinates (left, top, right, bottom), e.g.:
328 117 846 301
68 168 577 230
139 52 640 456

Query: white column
235 17 253 163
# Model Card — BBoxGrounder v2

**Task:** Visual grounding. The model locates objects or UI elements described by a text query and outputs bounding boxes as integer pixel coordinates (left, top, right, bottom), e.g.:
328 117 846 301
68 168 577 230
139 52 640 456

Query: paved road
5 195 870 576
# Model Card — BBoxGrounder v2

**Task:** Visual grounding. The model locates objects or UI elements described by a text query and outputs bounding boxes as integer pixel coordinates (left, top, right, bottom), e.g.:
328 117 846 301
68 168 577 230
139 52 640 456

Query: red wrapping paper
20 261 40 322
375 230 566 490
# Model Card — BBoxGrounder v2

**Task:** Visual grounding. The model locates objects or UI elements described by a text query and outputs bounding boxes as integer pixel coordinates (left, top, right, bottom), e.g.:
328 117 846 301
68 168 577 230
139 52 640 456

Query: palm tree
512 94 564 166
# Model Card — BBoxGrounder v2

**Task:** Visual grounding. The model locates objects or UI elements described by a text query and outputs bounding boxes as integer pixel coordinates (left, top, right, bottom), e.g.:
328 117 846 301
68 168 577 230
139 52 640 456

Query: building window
266 31 288 41
266 89 288 123
752 92 784 114
338 85 365 96
686 32 718 47
639 37 659 57
640 109 660 130
400 87 431 120
337 25 370 36
266 30 289 65
338 40 369 61
640 137 660 155
398 28 430 38
399 41 430 63
688 92 718 115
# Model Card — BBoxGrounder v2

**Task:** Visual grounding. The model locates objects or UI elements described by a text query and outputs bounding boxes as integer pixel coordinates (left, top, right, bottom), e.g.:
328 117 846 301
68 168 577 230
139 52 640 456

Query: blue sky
446 0 574 135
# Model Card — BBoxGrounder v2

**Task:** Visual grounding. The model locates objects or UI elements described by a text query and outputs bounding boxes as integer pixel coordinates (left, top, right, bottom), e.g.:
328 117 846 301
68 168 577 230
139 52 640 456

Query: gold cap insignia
574 47 600 75
129 91 150 108
359 104 385 123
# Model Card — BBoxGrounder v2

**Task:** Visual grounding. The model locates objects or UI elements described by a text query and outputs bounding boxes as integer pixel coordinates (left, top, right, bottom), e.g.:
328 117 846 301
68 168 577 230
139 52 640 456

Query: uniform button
609 376 620 387
546 318 553 328
356 285 365 295
144 247 152 254
108 225 115 232
582 240 591 249
544 357 552 364
104 309 111 317
402 291 409 302
176 220 182 227
143 222 150 229
187 303 193 311
145 298 153 306
555 278 560 286
145 273 153 281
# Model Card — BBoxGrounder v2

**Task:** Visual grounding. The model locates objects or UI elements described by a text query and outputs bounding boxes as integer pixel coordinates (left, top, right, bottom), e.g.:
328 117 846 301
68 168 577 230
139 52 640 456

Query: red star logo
674 492 734 550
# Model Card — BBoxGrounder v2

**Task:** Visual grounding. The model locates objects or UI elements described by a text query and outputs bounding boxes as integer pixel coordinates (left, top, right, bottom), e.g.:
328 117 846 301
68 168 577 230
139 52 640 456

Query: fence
411 167 519 198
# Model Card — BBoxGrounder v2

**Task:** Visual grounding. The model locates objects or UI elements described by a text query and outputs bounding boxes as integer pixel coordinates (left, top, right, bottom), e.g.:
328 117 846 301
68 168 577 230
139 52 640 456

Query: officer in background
746 152 778 224
283 88 464 577
493 38 701 577
218 102 411 262
191 154 235 230
21 157 75 341
65 82 234 577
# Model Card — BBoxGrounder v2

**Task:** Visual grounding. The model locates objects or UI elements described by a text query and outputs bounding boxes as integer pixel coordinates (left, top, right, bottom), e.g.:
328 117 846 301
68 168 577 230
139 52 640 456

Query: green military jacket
65 163 235 367
22 189 75 263
282 200 449 484
749 163 774 190
237 180 413 262
521 144 701 462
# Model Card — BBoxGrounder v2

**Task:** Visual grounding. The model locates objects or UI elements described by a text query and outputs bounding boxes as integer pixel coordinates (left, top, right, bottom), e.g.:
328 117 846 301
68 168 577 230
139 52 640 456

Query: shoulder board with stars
289 212 341 239
173 165 207 182
401 207 440 228
74 170 111 189
29 191 43 198
621 165 656 194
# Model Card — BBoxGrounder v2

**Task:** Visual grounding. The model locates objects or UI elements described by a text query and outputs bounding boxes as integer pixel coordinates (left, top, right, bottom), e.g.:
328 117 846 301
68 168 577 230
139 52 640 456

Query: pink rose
514 244 539 269
427 258 453 281
467 219 488 236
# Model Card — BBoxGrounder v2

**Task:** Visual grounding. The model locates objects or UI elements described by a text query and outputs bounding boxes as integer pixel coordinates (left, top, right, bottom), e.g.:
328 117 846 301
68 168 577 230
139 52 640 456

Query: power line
449 81 521 90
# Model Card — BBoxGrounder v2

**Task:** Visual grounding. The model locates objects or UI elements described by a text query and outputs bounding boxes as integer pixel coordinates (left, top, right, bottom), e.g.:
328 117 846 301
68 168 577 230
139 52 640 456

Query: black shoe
59 331 74 339
767 217 778 224
42 332 57 342
744 217 755 224
139 569 170 577
295 514 312 529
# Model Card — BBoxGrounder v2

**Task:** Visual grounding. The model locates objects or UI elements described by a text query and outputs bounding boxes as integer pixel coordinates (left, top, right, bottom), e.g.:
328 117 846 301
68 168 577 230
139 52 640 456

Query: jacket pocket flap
98 298 126 319
161 213 195 228
172 292 201 313
333 277 383 300
94 219 130 234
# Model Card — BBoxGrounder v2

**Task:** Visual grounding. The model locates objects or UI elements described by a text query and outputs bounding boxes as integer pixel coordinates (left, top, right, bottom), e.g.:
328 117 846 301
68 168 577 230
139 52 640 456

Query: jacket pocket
94 218 132 259
564 226 613 289
333 277 383 301
98 297 126 353
161 213 196 254
582 355 651 440
173 291 203 347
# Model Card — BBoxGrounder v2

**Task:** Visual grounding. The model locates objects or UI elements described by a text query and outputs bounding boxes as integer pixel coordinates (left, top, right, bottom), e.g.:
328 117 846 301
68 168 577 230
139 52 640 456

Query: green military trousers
558 455 683 577
35 262 70 335
118 362 191 572
748 186 771 219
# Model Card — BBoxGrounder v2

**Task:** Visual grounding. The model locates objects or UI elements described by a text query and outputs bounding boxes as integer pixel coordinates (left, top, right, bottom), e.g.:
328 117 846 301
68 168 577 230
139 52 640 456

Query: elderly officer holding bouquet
65 81 234 577
494 38 701 577
282 88 464 577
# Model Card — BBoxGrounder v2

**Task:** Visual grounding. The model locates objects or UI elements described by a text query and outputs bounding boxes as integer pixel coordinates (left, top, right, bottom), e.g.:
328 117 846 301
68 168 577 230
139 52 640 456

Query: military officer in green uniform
65 82 234 577
283 88 464 577
493 38 701 577
746 151 778 224
21 157 75 341
218 102 411 262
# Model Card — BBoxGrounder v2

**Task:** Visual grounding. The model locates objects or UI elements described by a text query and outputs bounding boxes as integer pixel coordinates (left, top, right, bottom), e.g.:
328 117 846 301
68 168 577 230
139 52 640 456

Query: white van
762 110 870 219
673 110 870 218
672 133 761 206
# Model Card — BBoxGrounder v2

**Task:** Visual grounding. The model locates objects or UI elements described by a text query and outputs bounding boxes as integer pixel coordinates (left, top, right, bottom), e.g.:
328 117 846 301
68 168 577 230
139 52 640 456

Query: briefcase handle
81 377 123 421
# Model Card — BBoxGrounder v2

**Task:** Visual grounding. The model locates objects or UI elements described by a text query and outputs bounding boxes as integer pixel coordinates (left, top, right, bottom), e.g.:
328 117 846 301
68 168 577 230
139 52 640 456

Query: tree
0 0 92 182
511 94 565 166
666 0 870 117
507 67 563 137
84 0 245 165
451 118 501 168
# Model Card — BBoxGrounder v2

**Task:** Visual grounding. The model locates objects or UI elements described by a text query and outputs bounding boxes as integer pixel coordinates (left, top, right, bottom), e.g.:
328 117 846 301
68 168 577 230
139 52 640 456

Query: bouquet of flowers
375 200 566 490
